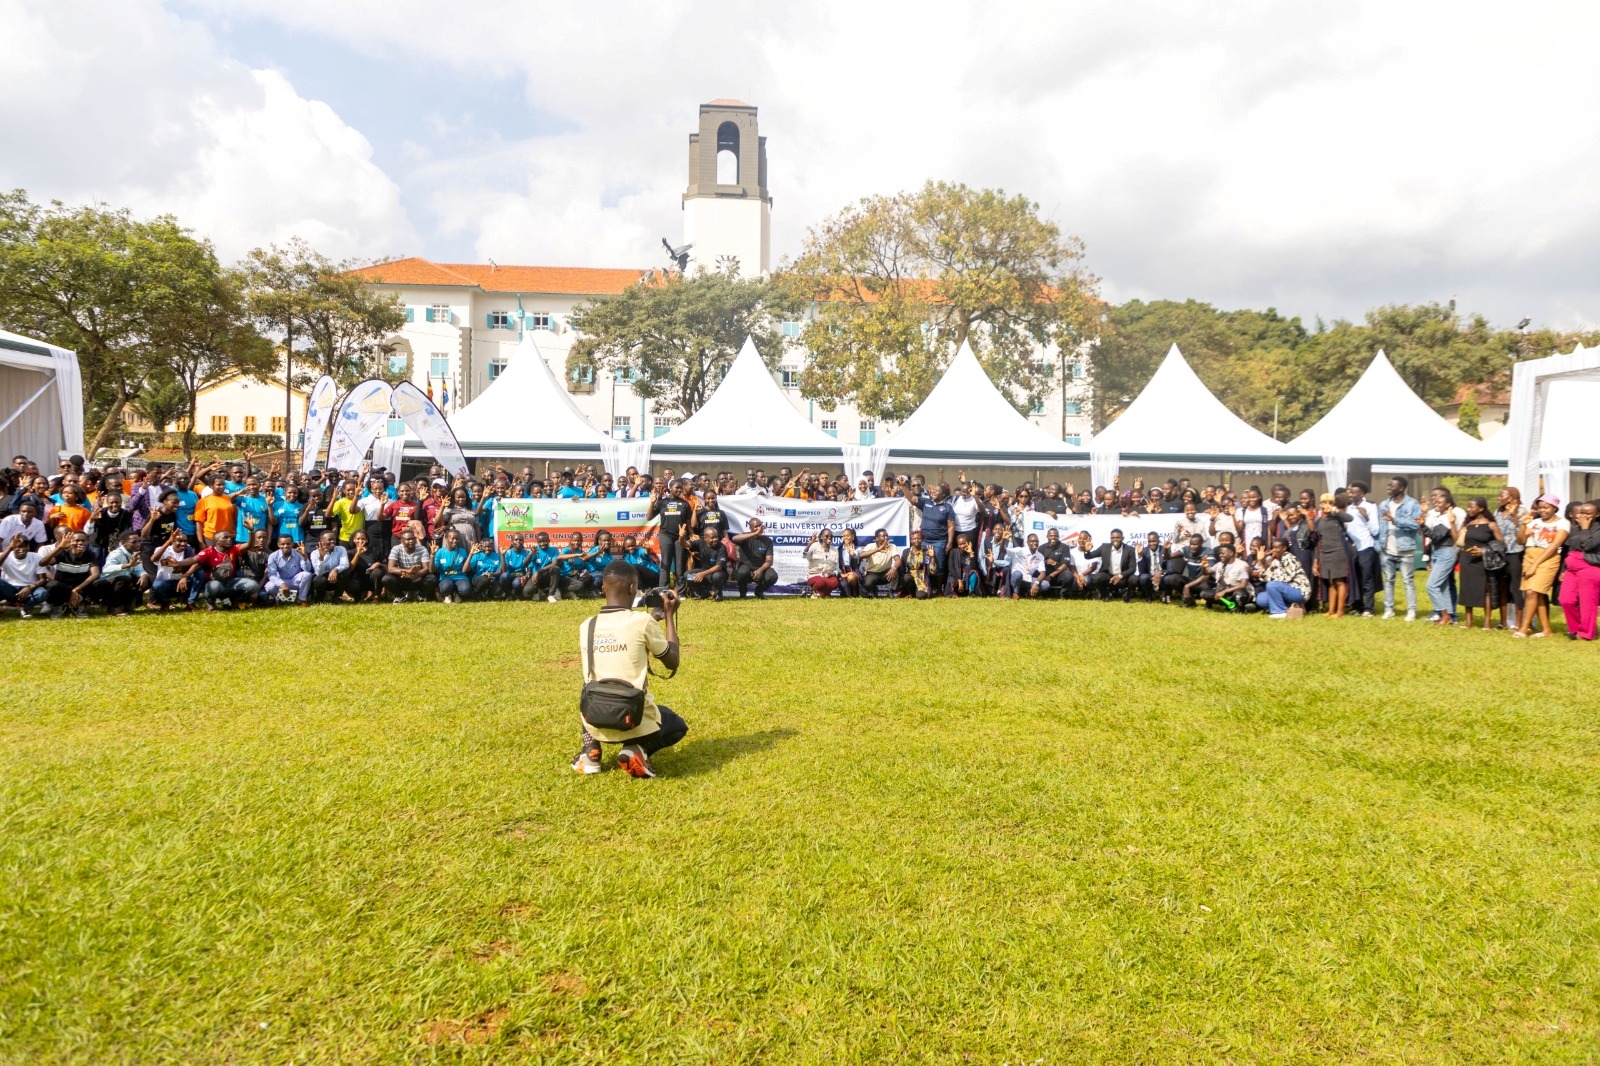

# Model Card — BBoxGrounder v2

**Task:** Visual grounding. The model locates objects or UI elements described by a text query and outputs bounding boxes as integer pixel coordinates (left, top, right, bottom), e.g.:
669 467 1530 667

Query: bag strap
584 616 597 683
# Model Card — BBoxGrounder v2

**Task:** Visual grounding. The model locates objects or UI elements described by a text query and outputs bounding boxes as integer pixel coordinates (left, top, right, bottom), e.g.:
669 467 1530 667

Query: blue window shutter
486 313 494 329
405 307 415 323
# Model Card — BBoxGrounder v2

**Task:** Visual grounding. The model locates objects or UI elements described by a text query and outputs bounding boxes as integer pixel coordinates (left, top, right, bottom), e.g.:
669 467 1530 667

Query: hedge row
120 432 290 452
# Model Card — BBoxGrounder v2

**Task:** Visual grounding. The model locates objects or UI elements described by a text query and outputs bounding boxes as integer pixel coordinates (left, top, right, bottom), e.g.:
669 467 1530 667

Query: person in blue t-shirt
531 531 565 601
174 484 200 545
555 469 584 499
466 537 503 600
433 528 471 602
271 489 305 544
499 533 534 599
622 534 660 588
583 530 615 582
556 531 593 598
233 476 271 544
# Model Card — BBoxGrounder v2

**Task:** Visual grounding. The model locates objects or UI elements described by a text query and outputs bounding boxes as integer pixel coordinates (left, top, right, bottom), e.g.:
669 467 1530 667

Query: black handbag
1481 539 1507 572
578 616 646 731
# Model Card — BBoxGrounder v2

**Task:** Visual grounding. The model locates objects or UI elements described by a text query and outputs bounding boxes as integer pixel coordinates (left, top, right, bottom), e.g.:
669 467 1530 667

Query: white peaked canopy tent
1089 344 1323 483
878 340 1088 474
1290 350 1506 488
374 331 607 471
652 336 844 465
1505 343 1600 494
0 328 83 464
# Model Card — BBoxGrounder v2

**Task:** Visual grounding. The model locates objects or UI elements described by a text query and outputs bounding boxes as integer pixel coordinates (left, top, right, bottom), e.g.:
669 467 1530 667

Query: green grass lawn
3 598 1599 1064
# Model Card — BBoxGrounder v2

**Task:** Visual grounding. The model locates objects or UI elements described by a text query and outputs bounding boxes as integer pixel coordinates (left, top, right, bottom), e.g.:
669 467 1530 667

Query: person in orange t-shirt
192 473 238 546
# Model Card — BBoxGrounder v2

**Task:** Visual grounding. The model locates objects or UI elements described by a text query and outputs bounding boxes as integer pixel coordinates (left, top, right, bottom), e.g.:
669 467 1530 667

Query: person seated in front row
466 537 504 601
684 533 729 601
621 534 660 589
1203 543 1255 611
1010 532 1048 599
857 528 898 596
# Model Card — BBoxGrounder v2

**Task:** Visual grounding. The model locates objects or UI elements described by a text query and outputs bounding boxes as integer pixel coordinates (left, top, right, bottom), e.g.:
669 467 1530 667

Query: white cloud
8 0 1600 326
0 0 415 262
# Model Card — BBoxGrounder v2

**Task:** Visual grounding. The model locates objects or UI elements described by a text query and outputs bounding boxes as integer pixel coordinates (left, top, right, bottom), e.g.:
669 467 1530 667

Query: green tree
782 181 1101 422
241 239 404 467
567 266 798 418
127 369 188 440
151 265 275 459
0 191 235 458
1456 391 1482 438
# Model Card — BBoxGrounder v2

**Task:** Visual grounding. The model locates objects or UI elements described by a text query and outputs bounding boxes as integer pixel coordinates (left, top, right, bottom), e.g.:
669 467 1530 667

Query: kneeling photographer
573 559 687 779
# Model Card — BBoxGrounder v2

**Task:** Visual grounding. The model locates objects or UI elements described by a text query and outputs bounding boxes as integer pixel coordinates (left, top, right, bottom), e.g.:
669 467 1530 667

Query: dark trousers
470 573 500 600
311 570 347 602
657 533 684 586
1093 572 1135 601
1160 573 1188 598
1353 547 1381 614
563 572 595 598
585 705 689 757
734 563 777 598
530 567 561 597
685 569 726 599
1132 573 1155 600
381 573 437 599
92 574 139 611
347 565 384 600
862 569 894 596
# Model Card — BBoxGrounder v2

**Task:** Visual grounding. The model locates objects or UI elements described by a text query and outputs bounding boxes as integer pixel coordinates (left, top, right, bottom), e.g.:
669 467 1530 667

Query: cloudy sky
4 0 1598 328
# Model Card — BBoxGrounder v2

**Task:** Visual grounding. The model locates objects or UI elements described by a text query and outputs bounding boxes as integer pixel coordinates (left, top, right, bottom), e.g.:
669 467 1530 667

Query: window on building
243 416 257 433
780 368 800 389
404 307 415 323
614 366 635 384
1029 400 1045 416
1063 400 1081 416
820 419 838 438
612 415 632 441
210 415 229 432
387 353 409 376
430 355 449 377
488 358 507 381
529 312 552 330
653 414 679 438
271 417 287 433
487 310 513 329
569 364 595 393
781 321 803 339
386 418 406 437
1073 361 1086 379
859 419 876 446
426 305 451 324
1066 435 1082 446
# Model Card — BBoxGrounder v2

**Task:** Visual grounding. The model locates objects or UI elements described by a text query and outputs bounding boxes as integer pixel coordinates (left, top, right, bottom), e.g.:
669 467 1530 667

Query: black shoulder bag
579 616 647 731
1481 538 1507 572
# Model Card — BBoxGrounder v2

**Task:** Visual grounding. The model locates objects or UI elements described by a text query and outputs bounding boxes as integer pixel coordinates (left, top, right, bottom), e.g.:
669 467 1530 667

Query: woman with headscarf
1557 500 1600 641
1514 493 1570 638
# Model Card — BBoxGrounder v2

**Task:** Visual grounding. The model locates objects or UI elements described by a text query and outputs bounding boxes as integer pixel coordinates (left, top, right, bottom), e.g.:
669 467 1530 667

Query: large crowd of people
1 451 1595 642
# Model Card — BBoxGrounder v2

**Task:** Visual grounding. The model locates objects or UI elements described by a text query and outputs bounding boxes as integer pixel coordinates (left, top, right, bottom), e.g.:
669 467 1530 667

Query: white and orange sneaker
615 745 656 779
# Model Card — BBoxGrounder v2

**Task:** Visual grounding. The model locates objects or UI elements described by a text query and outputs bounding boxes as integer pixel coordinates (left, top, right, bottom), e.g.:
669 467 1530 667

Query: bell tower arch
682 100 771 276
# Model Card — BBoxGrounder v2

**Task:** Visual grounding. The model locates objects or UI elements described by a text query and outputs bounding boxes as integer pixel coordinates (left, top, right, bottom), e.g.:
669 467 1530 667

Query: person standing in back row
650 478 691 589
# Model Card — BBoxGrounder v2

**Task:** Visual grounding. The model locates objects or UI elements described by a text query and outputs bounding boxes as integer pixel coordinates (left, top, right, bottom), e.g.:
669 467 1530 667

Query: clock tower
681 100 771 276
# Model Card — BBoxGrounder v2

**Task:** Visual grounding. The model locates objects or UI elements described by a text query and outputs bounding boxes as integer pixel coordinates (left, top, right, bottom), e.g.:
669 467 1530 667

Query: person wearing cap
556 470 584 499
1514 493 1569 638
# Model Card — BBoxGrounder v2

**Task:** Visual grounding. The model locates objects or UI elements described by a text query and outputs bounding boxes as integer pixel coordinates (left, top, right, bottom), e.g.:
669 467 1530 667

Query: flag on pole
425 374 434 401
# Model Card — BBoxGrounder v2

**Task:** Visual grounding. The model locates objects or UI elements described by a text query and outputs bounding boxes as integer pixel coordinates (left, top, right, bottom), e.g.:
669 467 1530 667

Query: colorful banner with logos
326 378 394 472
392 381 469 478
720 494 911 590
299 375 338 474
492 497 660 554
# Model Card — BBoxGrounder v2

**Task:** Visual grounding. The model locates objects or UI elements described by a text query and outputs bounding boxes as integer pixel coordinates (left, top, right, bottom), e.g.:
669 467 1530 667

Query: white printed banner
326 379 394 472
720 494 912 591
392 381 469 478
299 375 338 474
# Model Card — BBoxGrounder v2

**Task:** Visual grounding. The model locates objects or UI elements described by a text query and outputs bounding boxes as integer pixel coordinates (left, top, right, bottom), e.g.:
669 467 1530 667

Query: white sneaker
1382 609 1395 619
547 594 559 604
570 749 603 775
1361 611 1374 618
616 744 656 779
1406 611 1416 622
1269 613 1288 620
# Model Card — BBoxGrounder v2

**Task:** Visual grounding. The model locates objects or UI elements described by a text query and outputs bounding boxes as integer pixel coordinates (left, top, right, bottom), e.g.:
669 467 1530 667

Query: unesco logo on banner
784 509 797 517
1032 521 1046 530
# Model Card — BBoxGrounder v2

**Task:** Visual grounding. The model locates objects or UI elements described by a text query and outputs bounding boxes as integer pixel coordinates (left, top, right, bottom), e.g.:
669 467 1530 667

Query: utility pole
1272 398 1279 441
283 319 293 470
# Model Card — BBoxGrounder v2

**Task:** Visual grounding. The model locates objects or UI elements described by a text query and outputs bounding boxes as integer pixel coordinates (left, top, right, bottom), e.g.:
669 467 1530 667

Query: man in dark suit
1134 531 1164 601
1085 527 1139 601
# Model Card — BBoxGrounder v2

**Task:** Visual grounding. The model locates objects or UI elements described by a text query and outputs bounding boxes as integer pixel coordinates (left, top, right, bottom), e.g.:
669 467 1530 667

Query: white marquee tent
374 331 606 471
0 328 83 464
876 340 1088 475
1505 342 1600 496
652 337 844 465
1089 344 1323 485
1290 350 1506 488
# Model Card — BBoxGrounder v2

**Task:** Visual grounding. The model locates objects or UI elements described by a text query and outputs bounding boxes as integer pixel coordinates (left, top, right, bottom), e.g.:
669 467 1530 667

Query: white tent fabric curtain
1323 455 1348 493
0 329 82 462
842 443 891 485
1089 450 1119 491
1540 458 1571 501
1506 343 1600 492
371 435 405 475
49 346 83 454
601 438 653 480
